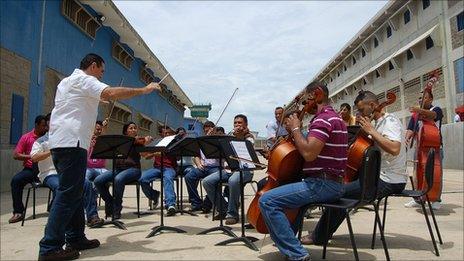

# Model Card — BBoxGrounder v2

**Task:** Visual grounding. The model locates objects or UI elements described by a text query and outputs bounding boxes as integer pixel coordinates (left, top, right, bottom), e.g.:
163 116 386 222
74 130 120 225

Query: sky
114 1 387 136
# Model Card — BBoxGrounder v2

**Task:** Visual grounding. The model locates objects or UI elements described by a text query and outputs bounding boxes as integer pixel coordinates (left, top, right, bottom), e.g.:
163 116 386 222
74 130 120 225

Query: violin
247 87 324 234
345 92 396 183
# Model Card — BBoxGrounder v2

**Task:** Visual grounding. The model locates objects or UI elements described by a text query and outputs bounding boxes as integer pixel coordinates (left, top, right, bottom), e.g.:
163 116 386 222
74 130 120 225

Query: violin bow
214 87 239 127
104 77 125 129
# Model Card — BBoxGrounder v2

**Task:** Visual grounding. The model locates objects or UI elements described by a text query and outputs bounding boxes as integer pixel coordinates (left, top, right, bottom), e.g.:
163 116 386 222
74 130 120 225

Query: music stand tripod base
102 219 127 230
216 236 259 251
146 225 187 238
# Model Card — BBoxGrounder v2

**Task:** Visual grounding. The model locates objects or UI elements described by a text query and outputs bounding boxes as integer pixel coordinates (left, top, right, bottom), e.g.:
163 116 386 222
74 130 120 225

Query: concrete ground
1 166 463 260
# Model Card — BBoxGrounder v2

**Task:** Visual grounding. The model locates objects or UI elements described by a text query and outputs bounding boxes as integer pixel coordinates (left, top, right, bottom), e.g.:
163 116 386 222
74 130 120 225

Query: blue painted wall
0 0 185 130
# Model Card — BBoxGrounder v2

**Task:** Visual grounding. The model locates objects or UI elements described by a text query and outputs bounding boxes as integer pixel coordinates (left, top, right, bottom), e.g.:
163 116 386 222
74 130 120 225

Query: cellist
404 91 444 210
304 90 407 246
258 82 347 261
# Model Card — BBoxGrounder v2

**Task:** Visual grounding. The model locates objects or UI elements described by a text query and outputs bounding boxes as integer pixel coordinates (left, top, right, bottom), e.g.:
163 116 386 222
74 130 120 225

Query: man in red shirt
9 115 49 223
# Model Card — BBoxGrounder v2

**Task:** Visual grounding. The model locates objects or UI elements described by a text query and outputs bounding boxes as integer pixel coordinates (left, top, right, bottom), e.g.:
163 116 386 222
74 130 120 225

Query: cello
345 92 396 183
247 87 324 234
410 70 442 202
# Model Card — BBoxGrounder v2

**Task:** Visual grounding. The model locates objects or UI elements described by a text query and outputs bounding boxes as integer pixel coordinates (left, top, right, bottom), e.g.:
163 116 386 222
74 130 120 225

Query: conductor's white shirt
49 69 108 150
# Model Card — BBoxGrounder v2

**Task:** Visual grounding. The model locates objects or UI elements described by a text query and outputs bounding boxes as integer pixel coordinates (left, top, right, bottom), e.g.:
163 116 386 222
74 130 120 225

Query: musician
202 114 254 225
184 121 219 212
258 82 346 261
304 90 407 246
9 115 48 224
86 120 109 181
139 128 179 216
339 103 356 126
266 106 288 149
404 91 443 210
94 122 149 219
39 53 160 260
30 114 104 228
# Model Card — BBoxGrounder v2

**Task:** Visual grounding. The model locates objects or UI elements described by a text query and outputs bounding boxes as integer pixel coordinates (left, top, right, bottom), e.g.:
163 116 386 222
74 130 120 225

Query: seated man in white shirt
265 106 288 150
202 114 255 225
30 117 104 229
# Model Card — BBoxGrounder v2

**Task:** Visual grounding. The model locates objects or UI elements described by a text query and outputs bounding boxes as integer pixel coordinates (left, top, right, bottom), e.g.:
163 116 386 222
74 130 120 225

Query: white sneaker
431 201 441 210
404 200 420 208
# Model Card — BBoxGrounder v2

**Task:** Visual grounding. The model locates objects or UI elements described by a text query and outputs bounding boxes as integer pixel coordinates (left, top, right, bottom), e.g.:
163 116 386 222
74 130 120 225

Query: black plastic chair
371 148 443 256
21 182 52 226
298 146 389 261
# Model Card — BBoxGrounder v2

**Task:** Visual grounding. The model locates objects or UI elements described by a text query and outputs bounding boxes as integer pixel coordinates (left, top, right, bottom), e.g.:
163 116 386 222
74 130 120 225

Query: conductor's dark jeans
39 147 87 255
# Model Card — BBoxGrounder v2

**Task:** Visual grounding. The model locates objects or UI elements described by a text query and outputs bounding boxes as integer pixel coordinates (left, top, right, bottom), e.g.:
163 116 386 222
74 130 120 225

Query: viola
411 70 442 202
345 92 396 183
247 87 324 234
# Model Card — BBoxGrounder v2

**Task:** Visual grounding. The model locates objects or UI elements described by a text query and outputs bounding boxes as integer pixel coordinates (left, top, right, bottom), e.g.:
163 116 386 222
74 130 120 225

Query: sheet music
230 141 255 169
156 135 177 147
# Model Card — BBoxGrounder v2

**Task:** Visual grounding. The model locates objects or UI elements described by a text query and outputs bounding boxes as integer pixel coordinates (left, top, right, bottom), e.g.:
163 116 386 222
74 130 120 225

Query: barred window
112 41 134 69
62 0 100 39
140 67 154 85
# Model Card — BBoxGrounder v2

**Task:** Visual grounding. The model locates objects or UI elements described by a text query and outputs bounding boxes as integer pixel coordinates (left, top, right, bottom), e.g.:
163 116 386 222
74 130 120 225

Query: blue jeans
312 179 405 245
86 168 107 181
11 167 39 214
94 167 141 215
184 166 219 208
43 175 99 220
139 167 177 208
39 148 88 255
259 178 344 260
203 170 252 218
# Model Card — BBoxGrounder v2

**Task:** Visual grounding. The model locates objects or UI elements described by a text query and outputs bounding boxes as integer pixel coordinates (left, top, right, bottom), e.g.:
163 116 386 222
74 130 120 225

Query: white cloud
114 0 387 135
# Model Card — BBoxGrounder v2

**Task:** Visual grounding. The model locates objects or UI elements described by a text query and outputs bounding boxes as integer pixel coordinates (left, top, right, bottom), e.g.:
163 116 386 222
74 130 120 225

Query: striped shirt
303 105 348 177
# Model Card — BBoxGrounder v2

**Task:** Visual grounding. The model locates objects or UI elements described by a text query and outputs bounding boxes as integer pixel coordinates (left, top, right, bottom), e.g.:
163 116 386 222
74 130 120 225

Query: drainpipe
37 0 46 85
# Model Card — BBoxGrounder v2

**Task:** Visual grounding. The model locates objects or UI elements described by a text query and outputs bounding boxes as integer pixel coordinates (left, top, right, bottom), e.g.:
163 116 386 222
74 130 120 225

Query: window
352 56 357 65
139 117 153 131
404 9 411 24
10 94 24 144
457 12 464 32
140 67 154 85
376 70 380 78
374 37 379 48
386 25 392 38
422 0 430 10
112 41 134 69
454 57 464 94
389 61 394 70
61 0 100 39
407 49 414 60
361 48 366 57
425 36 434 49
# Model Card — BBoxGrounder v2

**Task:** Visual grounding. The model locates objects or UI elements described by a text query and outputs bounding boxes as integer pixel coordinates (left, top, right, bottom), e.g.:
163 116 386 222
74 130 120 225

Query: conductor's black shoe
38 248 79 261
66 238 100 251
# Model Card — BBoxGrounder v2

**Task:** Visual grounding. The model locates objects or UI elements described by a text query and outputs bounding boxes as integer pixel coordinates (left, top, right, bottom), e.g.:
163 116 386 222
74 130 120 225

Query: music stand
138 136 187 238
196 135 238 239
215 140 264 251
168 137 201 216
91 135 135 230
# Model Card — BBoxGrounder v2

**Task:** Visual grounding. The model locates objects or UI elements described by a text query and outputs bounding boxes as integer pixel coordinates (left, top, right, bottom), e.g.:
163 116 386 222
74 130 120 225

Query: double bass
410 70 442 202
247 87 324 234
344 92 396 183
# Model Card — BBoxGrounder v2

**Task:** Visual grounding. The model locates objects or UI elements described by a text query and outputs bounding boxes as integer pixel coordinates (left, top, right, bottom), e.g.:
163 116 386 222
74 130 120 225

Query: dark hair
44 113 51 122
122 121 137 135
95 120 103 126
215 127 225 134
305 81 329 100
34 115 47 125
176 127 186 133
80 53 104 70
234 114 248 124
275 106 284 111
203 121 215 128
354 90 378 105
340 103 351 111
